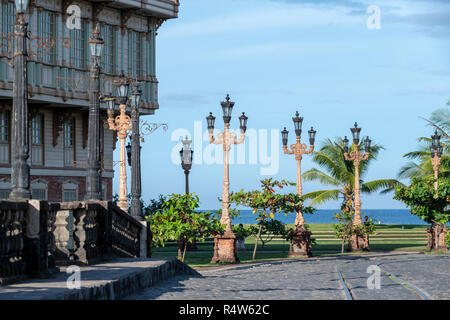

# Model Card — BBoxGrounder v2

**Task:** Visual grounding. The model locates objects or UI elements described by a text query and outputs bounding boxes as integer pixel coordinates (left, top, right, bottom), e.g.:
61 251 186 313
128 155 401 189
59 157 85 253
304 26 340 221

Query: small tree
333 200 376 253
394 177 449 250
146 193 223 262
333 209 354 254
248 219 287 249
231 178 314 260
143 194 167 217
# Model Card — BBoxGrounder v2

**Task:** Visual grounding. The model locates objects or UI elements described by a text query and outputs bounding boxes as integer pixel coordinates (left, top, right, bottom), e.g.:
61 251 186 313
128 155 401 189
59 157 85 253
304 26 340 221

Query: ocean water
211 209 432 225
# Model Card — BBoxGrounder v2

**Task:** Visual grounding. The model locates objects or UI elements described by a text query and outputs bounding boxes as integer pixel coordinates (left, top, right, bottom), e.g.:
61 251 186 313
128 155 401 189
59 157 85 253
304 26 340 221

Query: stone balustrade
0 200 146 283
0 201 27 284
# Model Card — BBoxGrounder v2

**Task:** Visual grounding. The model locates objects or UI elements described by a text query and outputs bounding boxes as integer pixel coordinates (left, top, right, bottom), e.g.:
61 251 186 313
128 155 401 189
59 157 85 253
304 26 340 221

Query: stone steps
0 258 198 300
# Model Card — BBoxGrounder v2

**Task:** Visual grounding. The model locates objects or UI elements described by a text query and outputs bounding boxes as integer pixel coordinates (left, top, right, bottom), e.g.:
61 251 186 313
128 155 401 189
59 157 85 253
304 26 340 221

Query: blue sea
206 209 434 225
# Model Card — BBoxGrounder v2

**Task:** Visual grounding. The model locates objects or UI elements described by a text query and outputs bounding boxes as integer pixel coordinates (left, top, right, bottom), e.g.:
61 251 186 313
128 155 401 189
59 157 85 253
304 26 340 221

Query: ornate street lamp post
129 82 143 219
430 130 443 191
10 0 31 200
281 110 316 257
106 72 132 212
179 136 193 194
428 130 446 250
86 25 104 200
343 122 371 251
207 94 248 264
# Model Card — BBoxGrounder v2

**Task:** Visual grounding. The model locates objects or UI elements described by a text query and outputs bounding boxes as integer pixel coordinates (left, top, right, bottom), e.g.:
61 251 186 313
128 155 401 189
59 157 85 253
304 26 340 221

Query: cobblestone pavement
125 253 450 300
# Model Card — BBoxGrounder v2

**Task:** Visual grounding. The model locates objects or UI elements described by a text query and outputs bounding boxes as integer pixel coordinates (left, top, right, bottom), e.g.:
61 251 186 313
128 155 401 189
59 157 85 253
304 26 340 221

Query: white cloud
163 6 362 38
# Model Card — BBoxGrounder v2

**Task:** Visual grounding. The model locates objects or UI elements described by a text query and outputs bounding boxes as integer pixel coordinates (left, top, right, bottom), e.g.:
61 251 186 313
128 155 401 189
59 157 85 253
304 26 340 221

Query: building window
31 189 46 200
62 182 78 202
69 20 86 69
62 189 76 202
0 111 9 164
31 114 44 165
0 189 9 199
0 179 10 199
31 180 47 200
1 2 15 56
0 111 8 142
63 118 75 166
102 182 108 201
128 31 142 78
38 11 57 64
31 115 43 145
101 24 115 74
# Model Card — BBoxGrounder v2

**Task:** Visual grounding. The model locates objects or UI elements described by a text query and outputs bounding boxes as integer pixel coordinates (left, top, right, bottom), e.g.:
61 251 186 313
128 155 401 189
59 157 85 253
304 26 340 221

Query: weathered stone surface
0 258 197 300
210 232 238 264
127 253 449 300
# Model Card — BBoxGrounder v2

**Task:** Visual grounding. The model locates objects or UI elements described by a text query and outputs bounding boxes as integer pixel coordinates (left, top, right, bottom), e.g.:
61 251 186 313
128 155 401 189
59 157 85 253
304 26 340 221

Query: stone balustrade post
73 204 100 265
24 200 42 277
54 210 71 264
139 220 148 258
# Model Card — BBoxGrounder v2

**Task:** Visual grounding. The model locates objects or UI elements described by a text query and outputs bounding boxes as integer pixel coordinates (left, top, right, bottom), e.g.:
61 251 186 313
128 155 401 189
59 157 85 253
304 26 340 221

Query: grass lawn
151 223 433 267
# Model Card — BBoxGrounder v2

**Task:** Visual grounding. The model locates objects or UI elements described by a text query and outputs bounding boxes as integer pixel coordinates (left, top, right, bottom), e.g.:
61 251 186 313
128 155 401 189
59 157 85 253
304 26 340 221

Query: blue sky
114 0 450 210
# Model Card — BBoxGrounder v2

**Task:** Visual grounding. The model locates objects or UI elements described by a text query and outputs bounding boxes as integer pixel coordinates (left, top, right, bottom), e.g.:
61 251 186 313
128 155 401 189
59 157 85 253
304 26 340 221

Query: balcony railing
0 199 146 283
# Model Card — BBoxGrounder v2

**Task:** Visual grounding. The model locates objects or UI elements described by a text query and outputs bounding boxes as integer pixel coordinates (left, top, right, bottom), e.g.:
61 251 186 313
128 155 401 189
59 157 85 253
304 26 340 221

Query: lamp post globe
14 0 29 13
343 136 349 153
308 127 316 146
130 82 142 108
206 112 216 134
180 136 193 195
281 127 289 146
221 94 234 124
114 71 130 105
292 111 303 137
88 25 104 61
364 136 371 153
350 122 361 145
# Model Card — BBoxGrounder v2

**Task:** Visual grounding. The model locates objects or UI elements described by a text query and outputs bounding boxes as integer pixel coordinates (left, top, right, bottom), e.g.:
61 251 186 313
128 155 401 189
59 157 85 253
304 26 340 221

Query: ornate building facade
0 0 179 201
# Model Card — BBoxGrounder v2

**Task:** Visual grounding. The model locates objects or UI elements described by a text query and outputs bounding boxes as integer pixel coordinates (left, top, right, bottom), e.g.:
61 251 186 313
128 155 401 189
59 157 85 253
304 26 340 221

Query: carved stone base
347 232 370 252
288 225 312 258
210 232 239 264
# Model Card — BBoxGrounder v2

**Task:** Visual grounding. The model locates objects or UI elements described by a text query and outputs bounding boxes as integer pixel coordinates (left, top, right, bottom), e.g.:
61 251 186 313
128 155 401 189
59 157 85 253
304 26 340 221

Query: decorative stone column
282 122 316 257
107 104 132 212
344 140 370 252
209 123 244 264
85 42 102 200
130 105 142 219
10 11 31 200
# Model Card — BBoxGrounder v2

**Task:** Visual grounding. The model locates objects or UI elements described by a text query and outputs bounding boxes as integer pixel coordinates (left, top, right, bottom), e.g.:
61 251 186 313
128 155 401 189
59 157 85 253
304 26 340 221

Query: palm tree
398 106 449 180
302 138 403 212
397 105 449 250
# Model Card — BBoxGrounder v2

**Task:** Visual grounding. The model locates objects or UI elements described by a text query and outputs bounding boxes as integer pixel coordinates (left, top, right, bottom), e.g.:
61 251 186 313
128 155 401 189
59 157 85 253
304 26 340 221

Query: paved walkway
0 258 194 300
125 253 450 300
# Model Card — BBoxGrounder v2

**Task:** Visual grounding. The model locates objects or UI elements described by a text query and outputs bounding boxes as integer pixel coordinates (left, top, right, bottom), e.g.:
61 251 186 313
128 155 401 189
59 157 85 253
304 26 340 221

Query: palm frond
361 179 405 194
302 168 340 186
303 189 341 206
